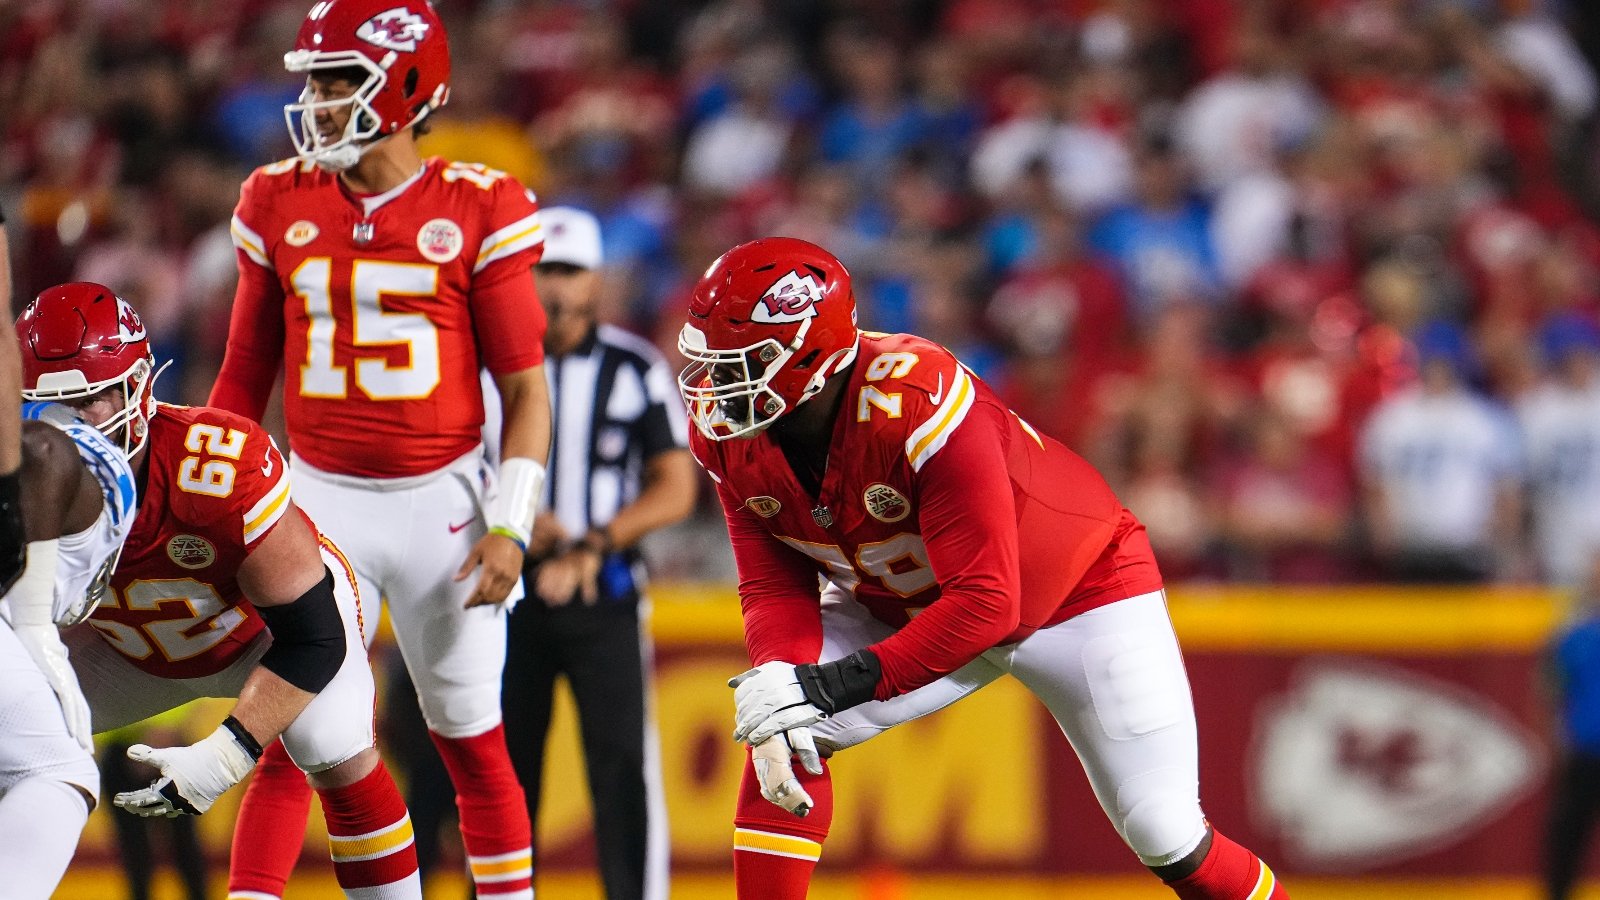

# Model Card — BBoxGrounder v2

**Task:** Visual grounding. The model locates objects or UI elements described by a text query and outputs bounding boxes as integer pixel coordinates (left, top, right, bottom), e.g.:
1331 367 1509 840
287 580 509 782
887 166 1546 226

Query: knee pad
1116 768 1206 866
420 683 503 740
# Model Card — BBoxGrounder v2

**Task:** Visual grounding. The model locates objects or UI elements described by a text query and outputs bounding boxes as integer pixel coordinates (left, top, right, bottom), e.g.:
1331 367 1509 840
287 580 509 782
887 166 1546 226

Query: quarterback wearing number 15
682 238 1289 900
208 2 550 898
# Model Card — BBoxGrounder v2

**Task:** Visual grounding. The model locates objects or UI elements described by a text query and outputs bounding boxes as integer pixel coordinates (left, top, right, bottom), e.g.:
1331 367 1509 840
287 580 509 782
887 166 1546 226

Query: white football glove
730 661 826 746
113 722 260 817
752 726 824 817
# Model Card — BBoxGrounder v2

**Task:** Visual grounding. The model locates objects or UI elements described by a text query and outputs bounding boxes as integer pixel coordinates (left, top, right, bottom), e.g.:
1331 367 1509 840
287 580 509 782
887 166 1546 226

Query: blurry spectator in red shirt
1085 303 1247 490
1216 410 1354 582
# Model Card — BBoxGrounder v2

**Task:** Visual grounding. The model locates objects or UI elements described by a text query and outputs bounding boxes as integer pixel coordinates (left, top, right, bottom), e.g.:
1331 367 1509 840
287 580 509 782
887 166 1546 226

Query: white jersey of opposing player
1358 385 1523 553
10 402 138 624
1518 380 1600 584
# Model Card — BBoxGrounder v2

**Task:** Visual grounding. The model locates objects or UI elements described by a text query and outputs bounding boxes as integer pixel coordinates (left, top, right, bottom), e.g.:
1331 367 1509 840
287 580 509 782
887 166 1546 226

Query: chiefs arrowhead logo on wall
752 270 823 324
1252 662 1544 870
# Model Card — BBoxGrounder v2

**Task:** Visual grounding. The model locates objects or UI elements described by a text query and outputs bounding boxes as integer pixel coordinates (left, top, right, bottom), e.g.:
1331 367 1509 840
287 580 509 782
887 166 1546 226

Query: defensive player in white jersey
20 282 425 900
208 2 550 897
0 366 138 894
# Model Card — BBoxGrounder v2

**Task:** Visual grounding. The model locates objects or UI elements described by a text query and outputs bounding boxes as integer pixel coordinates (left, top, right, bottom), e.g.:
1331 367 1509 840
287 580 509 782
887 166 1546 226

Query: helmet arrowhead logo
357 7 430 52
116 297 147 343
753 270 823 324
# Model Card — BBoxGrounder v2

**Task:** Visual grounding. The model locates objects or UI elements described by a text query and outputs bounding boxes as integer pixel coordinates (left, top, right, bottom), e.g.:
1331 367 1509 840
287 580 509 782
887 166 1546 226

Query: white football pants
811 588 1208 867
290 448 520 739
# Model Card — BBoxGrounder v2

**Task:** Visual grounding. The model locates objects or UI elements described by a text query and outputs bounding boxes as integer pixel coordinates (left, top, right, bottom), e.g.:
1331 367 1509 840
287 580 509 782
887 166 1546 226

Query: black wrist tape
256 568 346 694
221 715 265 762
796 649 882 715
0 470 24 597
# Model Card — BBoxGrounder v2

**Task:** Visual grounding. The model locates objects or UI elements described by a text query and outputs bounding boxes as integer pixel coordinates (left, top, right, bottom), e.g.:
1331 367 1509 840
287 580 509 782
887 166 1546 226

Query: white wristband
2 540 59 629
485 457 545 546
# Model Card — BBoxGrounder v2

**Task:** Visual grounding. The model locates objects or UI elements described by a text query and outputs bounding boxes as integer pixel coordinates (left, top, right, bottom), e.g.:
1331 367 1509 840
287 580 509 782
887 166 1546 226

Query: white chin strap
312 143 364 173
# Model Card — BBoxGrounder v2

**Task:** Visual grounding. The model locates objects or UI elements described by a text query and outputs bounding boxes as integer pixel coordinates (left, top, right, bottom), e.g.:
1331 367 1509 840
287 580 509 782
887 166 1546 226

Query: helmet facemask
24 356 166 460
283 51 395 172
678 321 858 441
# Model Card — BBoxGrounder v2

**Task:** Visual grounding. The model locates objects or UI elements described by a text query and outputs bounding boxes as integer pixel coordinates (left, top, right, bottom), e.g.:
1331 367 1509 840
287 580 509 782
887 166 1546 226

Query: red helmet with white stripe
17 282 160 457
678 237 860 440
283 0 451 171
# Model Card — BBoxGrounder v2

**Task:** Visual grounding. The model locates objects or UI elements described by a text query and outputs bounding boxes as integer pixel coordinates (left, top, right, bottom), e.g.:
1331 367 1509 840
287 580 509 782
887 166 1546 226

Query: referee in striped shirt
502 207 697 900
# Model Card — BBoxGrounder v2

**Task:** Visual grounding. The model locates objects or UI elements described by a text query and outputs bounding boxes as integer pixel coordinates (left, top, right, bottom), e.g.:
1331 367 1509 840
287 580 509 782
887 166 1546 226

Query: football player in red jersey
681 239 1290 900
206 2 548 898
16 283 424 899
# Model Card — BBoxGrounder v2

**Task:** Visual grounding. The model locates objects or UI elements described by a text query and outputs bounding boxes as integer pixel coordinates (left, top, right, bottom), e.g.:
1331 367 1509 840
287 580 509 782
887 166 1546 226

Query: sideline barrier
64 584 1579 890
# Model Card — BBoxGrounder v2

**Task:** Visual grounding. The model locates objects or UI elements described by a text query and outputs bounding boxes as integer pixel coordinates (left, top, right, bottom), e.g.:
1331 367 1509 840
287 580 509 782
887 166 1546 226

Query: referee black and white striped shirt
543 323 689 593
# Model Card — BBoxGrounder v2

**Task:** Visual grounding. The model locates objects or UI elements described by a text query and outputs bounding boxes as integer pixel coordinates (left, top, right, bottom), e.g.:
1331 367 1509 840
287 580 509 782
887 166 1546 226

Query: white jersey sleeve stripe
473 215 543 274
905 366 976 472
242 474 292 546
230 215 270 268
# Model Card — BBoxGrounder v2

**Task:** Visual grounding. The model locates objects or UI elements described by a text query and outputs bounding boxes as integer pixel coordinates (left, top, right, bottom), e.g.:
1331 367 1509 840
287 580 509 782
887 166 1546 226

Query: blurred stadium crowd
5 0 1600 586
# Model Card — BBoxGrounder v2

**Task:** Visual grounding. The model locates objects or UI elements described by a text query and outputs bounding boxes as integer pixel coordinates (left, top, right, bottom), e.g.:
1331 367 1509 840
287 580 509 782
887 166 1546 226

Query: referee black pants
502 598 655 900
1546 750 1600 899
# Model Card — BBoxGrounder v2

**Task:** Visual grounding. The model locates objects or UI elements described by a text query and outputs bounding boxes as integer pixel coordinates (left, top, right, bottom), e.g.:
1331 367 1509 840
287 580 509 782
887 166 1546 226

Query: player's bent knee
417 685 503 739
1119 792 1207 867
307 746 380 790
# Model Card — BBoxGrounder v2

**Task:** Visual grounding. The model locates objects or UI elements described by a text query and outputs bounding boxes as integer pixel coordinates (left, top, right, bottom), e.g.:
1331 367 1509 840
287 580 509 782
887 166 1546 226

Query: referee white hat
538 206 604 270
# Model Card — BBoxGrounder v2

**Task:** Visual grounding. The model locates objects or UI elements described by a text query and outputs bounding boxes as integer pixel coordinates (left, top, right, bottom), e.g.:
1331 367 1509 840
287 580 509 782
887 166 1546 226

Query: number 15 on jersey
293 258 442 401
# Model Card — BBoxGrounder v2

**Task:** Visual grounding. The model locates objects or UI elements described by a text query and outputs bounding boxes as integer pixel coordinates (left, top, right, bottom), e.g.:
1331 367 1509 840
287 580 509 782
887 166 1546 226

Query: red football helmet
17 283 160 458
282 0 450 171
678 237 860 440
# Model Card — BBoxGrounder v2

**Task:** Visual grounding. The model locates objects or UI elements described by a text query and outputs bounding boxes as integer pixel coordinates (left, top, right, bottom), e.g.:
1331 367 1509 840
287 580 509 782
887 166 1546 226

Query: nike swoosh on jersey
448 519 473 533
261 455 275 477
928 373 945 405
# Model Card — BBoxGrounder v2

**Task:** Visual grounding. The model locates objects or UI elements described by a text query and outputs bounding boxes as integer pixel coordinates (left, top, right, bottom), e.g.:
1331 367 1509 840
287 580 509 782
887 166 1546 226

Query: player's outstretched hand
751 726 824 817
730 661 826 746
457 530 525 608
113 722 259 817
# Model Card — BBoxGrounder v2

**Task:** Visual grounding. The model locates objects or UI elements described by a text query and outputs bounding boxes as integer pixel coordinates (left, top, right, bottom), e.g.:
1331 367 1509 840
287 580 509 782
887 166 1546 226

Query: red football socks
430 725 534 899
228 740 313 900
1165 829 1288 899
733 750 834 900
320 762 421 898
228 742 422 900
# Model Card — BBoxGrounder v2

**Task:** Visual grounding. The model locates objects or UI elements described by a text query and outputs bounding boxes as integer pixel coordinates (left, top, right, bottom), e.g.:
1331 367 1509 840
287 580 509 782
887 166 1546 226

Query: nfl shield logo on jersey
745 496 782 518
863 483 910 523
166 534 216 570
418 219 464 263
811 505 834 528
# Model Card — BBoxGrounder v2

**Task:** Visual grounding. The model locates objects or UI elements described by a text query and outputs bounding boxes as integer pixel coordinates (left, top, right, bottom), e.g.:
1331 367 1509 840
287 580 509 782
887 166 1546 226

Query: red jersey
85 404 308 679
693 332 1163 700
213 156 547 477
